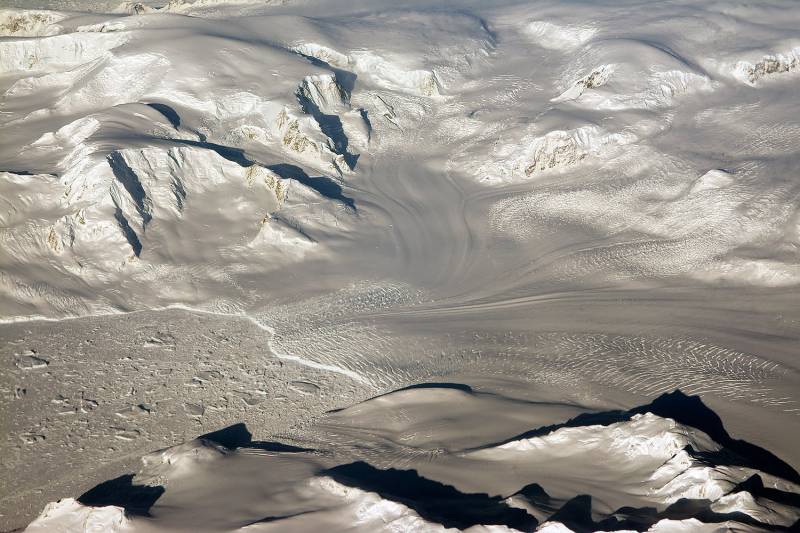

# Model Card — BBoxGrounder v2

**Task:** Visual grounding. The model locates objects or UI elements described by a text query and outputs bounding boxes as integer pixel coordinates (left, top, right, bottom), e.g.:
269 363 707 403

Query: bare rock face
521 127 632 176
0 10 64 37
551 65 614 103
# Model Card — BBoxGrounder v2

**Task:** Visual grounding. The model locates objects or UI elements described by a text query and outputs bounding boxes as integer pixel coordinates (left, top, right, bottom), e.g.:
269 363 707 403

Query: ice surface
1 0 799 531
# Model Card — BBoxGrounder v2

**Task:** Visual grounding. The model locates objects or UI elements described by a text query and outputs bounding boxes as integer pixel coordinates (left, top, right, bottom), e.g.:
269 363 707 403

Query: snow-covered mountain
25 389 800 532
3 0 799 319
2 0 799 531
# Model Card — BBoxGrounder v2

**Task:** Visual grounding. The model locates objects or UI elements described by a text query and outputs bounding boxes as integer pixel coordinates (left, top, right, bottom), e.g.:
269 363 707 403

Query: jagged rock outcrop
734 47 800 84
0 9 64 37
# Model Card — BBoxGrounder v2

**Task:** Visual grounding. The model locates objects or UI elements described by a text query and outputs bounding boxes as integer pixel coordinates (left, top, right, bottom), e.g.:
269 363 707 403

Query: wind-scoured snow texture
293 43 443 97
0 139 319 315
3 0 800 529
0 1 501 317
440 1 800 288
523 20 596 50
0 31 130 73
479 412 790 510
24 388 800 532
0 9 381 317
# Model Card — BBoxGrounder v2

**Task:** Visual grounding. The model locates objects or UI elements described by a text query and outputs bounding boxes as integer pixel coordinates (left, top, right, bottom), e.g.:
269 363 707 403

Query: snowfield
1 0 799 531
22 389 800 532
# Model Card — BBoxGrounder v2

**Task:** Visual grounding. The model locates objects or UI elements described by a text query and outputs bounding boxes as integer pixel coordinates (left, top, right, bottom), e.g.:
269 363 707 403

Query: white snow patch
580 70 716 110
350 50 440 97
136 438 230 484
0 31 130 74
524 21 596 50
298 74 349 112
291 42 350 68
651 465 739 504
24 498 129 532
497 413 718 459
646 518 716 532
311 476 456 532
535 523 576 532
711 491 800 527
688 169 735 195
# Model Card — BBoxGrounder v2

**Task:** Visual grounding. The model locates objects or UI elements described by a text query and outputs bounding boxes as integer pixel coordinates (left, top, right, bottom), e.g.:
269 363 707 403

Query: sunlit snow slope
2 1 800 312
24 389 800 532
1 0 800 531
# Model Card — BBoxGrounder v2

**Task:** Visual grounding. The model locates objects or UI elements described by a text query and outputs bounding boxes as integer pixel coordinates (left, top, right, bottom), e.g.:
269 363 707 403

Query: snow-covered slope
2 0 800 531
25 389 800 532
2 0 799 318
0 5 383 317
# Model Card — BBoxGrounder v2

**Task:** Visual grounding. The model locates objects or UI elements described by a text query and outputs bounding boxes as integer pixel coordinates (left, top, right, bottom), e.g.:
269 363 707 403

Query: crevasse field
1 0 799 531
